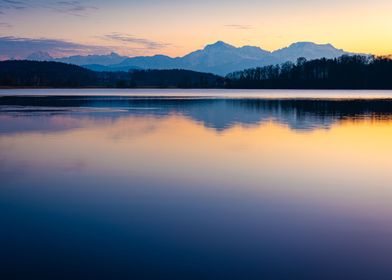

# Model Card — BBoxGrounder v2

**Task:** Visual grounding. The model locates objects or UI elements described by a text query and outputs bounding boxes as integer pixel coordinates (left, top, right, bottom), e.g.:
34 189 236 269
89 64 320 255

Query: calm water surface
1 89 392 279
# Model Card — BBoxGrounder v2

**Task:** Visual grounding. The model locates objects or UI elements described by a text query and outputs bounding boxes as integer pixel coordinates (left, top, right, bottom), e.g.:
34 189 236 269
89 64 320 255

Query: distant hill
26 51 53 61
25 52 128 66
0 60 224 88
55 52 128 66
24 41 355 75
128 69 224 88
0 60 98 87
82 64 141 72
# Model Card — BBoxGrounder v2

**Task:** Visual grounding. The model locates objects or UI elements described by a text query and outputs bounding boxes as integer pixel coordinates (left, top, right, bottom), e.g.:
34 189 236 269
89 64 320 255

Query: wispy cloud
51 1 98 17
0 0 29 11
0 36 110 59
225 24 254 30
0 22 13 28
103 33 171 50
0 0 98 17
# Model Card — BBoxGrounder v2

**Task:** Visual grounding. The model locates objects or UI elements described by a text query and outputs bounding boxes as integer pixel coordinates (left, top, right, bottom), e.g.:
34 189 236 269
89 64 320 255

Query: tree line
1 56 392 89
226 55 392 89
0 61 224 88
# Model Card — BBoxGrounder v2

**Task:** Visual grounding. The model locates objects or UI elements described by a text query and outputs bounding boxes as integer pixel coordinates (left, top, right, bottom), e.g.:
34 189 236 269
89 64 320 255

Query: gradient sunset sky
0 0 391 58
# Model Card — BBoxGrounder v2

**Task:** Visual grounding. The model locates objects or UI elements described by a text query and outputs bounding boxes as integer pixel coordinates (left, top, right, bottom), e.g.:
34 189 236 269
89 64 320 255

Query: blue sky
0 0 391 58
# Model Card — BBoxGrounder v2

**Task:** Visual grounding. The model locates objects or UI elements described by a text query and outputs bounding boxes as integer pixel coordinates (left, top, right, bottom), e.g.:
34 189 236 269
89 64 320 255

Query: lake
1 89 392 280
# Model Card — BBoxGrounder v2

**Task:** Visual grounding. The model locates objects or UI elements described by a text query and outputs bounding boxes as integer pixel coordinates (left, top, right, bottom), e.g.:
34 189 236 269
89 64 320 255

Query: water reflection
2 96 392 132
2 95 392 279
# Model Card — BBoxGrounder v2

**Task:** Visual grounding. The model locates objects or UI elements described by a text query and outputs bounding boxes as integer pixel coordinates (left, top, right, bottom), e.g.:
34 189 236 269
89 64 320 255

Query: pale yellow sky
1 0 391 57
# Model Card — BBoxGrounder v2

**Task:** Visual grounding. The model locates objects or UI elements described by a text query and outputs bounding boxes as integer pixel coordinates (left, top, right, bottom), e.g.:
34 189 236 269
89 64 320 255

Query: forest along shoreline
1 55 392 89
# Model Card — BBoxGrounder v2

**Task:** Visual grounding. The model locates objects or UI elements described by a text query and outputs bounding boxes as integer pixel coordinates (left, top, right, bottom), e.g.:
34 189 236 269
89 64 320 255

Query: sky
0 0 391 58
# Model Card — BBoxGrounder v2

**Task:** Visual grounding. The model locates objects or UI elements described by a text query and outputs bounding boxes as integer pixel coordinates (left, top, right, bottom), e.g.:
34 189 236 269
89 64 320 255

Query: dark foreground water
1 90 392 280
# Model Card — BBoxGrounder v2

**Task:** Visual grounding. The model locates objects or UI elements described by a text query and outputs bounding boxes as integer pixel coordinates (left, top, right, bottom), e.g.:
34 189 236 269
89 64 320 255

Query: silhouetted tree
0 61 224 88
227 55 392 89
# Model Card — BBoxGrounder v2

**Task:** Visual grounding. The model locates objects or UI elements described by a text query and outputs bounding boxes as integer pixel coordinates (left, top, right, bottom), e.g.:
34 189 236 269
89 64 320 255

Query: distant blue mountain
272 42 349 62
176 41 277 74
113 41 278 75
26 51 53 61
54 52 127 66
82 64 141 72
25 41 354 75
26 51 128 67
116 54 180 70
113 41 350 75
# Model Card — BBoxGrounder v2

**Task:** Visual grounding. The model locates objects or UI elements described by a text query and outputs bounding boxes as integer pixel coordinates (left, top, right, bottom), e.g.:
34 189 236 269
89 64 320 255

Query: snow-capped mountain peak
24 41 354 75
26 51 53 61
273 42 347 61
204 41 236 51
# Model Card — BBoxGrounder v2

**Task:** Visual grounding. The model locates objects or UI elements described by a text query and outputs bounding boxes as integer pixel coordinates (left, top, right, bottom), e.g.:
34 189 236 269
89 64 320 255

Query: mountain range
26 41 353 75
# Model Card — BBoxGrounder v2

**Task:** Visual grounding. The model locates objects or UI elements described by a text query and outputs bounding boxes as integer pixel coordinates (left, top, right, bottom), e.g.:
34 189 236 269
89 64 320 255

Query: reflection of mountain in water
1 96 392 132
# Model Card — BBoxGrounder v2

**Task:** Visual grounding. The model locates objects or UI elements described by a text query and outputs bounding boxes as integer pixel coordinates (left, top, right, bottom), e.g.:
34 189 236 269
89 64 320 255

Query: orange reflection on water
2 114 392 217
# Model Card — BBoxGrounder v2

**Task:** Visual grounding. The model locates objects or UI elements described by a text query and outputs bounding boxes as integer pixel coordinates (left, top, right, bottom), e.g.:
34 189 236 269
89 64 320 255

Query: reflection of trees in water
1 96 392 132
232 99 392 130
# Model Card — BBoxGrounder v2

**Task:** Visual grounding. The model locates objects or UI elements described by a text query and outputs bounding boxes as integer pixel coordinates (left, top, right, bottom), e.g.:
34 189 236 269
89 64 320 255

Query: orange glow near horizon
1 0 391 57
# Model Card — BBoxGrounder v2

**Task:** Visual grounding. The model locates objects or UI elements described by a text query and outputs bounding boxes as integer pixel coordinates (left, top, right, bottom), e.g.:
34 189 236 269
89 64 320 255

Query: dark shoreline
2 56 392 90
